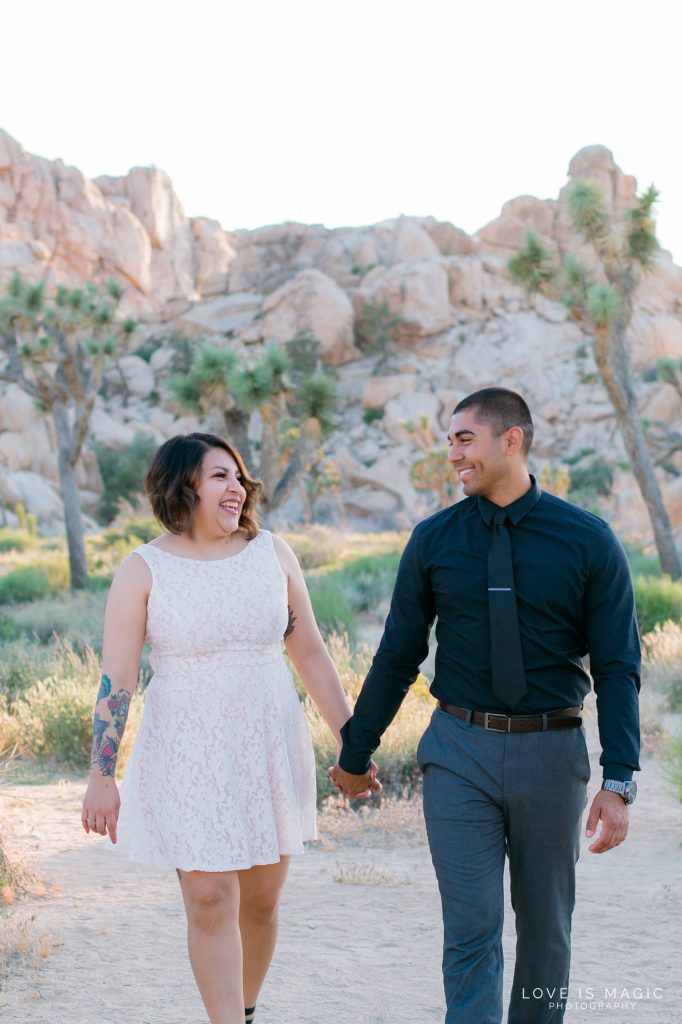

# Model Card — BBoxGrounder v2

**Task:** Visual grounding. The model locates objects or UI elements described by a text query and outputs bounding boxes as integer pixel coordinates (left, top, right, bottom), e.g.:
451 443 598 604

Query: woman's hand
81 775 121 843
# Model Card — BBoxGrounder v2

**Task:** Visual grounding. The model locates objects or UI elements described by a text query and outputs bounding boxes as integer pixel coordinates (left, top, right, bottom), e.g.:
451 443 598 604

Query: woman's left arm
272 535 352 742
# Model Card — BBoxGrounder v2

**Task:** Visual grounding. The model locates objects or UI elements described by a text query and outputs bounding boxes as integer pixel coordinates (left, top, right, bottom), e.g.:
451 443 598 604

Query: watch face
625 780 637 803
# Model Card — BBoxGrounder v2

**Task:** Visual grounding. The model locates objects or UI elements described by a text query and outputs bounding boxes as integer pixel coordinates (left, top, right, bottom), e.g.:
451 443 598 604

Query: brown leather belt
437 701 582 733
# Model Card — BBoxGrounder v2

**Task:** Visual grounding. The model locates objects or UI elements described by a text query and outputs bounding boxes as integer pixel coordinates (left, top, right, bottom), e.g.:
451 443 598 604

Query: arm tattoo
284 605 297 639
90 673 132 777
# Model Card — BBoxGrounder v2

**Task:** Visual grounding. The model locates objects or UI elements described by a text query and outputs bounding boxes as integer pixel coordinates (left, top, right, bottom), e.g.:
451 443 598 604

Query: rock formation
1 130 681 545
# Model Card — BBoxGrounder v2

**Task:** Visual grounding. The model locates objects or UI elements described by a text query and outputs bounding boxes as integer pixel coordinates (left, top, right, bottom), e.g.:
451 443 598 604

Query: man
330 387 640 1024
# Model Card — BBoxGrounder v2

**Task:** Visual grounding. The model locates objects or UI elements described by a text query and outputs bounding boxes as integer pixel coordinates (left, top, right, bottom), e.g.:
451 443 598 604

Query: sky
3 0 682 263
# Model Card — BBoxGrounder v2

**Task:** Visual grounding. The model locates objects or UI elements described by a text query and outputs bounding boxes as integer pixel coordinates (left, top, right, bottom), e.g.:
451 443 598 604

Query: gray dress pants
418 707 590 1024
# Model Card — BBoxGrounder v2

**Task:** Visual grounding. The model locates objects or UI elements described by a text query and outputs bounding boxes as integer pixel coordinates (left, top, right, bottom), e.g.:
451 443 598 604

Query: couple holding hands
82 387 640 1024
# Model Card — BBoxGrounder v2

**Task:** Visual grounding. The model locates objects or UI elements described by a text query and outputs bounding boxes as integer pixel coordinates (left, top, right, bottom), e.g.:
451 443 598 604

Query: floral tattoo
90 674 132 777
284 605 297 639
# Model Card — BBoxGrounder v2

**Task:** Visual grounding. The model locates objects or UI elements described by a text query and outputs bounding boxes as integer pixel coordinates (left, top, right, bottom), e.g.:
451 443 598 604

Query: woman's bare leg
238 856 291 1013
178 869 243 1024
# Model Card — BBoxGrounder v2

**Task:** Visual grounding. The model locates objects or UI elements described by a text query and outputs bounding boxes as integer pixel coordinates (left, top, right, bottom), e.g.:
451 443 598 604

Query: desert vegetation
1 518 681 801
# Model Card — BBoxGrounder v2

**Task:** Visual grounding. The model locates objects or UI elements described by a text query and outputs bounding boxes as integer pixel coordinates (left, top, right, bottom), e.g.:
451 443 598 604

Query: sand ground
1 716 681 1024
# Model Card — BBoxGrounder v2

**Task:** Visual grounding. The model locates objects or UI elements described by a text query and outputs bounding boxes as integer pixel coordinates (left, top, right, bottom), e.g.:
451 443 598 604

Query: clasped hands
328 758 383 799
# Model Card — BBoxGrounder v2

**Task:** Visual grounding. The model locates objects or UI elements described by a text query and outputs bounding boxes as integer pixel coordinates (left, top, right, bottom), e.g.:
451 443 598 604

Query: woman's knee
182 873 239 929
240 884 282 925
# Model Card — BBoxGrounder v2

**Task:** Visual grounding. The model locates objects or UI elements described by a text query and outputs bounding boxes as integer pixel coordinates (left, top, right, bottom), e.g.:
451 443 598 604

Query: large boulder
260 269 359 365
565 145 637 213
0 384 39 432
191 217 236 296
418 217 475 257
362 373 418 410
477 196 558 254
5 470 63 524
175 293 265 338
383 392 441 445
354 261 451 340
628 313 682 370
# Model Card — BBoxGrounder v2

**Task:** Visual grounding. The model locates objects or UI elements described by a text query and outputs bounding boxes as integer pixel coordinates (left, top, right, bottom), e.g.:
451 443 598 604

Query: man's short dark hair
453 388 534 456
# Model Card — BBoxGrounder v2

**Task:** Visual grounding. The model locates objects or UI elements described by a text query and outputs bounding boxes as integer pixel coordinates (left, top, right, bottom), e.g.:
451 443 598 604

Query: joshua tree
168 332 338 514
405 415 460 511
0 274 136 589
508 182 681 579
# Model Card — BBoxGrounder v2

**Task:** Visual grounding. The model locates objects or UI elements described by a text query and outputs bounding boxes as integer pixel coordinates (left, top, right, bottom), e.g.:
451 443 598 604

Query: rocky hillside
1 129 681 541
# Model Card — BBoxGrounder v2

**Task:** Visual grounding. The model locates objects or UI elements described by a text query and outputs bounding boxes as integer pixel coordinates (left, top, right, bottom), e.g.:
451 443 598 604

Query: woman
81 432 380 1024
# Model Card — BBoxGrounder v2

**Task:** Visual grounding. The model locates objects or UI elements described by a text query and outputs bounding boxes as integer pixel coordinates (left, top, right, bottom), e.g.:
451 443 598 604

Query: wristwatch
601 779 637 805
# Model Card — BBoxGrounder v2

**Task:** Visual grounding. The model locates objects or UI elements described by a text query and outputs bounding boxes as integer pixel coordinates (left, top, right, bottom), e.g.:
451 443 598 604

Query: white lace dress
109 529 318 871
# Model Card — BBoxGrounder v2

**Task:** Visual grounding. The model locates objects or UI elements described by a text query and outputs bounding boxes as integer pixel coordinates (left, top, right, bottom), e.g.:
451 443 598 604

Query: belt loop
465 708 473 725
541 713 548 732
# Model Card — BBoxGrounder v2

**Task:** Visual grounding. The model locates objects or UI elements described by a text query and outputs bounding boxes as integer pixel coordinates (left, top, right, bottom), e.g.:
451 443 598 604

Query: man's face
447 408 511 498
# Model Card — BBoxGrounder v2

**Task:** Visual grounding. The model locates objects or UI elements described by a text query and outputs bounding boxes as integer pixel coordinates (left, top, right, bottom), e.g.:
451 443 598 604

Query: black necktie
488 509 528 708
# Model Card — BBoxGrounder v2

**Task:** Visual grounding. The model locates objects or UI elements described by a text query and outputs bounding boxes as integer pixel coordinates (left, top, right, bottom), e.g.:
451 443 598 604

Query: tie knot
493 509 508 527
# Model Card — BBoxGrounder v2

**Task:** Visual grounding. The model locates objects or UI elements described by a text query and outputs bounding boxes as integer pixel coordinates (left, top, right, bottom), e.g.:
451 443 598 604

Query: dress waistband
150 643 284 674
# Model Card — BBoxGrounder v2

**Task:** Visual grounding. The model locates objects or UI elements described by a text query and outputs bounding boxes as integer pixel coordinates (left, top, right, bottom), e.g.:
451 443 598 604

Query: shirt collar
477 475 542 526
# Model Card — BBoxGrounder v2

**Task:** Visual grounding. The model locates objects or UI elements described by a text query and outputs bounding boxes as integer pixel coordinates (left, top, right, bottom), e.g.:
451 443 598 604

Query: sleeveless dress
109 529 318 871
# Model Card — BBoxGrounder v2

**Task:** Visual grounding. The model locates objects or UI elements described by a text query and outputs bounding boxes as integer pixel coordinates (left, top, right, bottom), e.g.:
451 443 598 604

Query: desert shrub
303 633 432 802
30 553 71 593
641 620 682 710
568 458 615 507
334 550 400 614
4 589 107 645
355 302 403 353
662 729 682 804
0 613 20 641
307 575 357 640
94 432 158 524
0 641 53 702
624 544 662 578
0 529 32 553
0 643 143 775
634 575 682 635
282 526 345 570
0 567 49 605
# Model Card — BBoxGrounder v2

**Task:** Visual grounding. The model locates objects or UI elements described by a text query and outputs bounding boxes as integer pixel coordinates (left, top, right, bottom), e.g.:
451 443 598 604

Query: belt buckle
484 712 511 733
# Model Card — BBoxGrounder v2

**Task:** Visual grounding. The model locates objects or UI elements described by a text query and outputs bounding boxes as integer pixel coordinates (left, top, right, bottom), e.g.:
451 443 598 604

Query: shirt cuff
601 764 634 782
338 747 372 775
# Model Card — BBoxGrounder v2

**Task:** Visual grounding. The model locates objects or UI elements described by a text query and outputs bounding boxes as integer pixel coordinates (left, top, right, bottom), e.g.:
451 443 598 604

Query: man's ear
506 426 525 456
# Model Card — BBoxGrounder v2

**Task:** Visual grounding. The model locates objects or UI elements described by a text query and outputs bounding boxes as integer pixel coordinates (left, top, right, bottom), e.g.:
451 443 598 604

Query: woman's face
193 447 247 536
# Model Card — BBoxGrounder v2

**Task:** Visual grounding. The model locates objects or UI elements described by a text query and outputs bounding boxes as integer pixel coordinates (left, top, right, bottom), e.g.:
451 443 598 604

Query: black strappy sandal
245 1007 256 1022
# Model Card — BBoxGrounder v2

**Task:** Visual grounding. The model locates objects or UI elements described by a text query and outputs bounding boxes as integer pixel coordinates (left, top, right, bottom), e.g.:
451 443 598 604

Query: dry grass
304 632 432 801
317 794 426 849
642 620 682 710
0 910 59 980
332 860 415 886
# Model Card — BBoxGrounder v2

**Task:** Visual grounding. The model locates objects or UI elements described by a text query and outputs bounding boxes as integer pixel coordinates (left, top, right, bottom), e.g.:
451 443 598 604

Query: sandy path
1 718 681 1024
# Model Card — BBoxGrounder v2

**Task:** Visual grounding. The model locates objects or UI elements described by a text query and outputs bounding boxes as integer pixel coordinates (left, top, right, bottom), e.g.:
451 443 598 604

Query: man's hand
585 790 630 853
328 760 383 799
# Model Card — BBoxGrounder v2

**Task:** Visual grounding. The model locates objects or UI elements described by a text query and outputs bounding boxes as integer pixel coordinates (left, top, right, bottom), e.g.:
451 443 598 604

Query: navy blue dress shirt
340 477 641 781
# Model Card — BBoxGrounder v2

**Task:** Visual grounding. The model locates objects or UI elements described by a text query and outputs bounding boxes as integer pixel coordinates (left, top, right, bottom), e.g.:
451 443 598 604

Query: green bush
624 544 662 578
568 458 615 508
663 729 682 803
94 432 158 524
0 528 32 553
303 633 431 802
335 551 400 613
635 574 682 634
0 640 51 701
307 575 357 641
5 589 107 645
0 566 49 605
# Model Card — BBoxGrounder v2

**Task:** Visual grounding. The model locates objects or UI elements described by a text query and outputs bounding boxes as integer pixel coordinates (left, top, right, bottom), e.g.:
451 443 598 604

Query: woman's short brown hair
144 433 262 539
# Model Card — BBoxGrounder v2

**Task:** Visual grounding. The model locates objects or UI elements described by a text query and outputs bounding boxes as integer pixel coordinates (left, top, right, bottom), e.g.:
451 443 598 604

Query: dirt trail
1 719 681 1024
